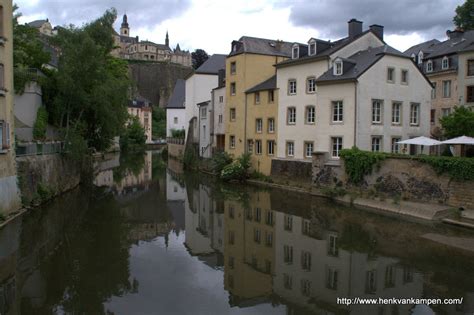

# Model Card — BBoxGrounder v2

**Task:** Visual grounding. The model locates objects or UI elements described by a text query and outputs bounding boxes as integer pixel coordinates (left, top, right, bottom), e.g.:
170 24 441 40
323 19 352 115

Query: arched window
426 60 433 72
442 56 449 70
418 51 424 65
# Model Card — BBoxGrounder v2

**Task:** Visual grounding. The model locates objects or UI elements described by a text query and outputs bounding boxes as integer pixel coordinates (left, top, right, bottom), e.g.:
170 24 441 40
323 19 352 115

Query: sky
15 0 464 54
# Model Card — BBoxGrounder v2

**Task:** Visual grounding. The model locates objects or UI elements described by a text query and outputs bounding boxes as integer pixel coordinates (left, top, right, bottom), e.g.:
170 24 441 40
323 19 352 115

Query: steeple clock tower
165 31 169 47
120 14 130 36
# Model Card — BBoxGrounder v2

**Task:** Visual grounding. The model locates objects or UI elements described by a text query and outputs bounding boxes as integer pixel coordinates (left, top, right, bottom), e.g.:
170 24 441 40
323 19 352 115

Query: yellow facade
223 191 274 302
224 53 287 175
245 88 278 175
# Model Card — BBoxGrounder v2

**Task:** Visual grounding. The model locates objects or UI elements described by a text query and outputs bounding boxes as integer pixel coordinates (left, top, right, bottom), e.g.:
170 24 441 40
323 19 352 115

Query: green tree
12 5 51 93
454 0 474 30
440 106 474 138
191 49 209 69
120 116 146 152
43 8 130 152
152 107 166 139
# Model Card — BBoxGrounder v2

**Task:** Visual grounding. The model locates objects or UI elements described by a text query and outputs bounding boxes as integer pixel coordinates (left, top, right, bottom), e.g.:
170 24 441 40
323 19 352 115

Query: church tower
120 14 130 36
165 31 169 47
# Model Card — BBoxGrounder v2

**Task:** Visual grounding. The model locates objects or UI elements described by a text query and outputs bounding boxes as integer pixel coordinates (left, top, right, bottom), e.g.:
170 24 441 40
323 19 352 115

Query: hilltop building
113 14 192 67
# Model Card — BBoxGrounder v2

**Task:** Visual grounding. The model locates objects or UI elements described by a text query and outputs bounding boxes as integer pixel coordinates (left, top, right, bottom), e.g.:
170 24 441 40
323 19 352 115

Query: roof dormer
292 43 299 59
411 53 416 63
334 58 343 76
442 56 449 70
308 38 316 56
418 51 423 65
426 60 433 73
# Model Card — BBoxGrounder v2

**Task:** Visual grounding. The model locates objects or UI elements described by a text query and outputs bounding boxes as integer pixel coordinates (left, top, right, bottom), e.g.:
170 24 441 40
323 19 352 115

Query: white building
211 70 226 153
184 54 226 156
275 19 431 163
166 79 186 138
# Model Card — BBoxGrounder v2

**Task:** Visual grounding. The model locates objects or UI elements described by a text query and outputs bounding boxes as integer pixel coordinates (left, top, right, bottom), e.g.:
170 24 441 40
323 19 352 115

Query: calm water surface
1 151 474 315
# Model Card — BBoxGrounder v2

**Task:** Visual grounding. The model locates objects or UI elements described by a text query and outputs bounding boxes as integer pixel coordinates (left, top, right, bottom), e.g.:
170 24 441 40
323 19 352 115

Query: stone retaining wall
312 152 474 210
270 158 312 183
168 143 185 160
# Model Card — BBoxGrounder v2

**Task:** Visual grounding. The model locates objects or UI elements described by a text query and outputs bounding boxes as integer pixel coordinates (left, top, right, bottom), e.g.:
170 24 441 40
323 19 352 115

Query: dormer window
426 60 433 73
411 53 416 63
308 40 316 56
442 56 449 70
334 60 343 76
292 44 299 59
418 51 423 65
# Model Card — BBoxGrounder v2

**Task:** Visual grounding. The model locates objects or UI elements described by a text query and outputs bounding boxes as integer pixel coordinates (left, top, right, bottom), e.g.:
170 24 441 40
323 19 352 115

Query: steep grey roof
167 79 185 109
316 45 409 84
277 30 381 67
140 40 171 51
195 54 226 75
28 20 48 28
229 36 294 57
404 39 440 57
246 75 276 93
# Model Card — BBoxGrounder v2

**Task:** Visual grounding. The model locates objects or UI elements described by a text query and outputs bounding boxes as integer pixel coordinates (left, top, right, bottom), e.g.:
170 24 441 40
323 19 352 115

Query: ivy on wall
339 147 386 183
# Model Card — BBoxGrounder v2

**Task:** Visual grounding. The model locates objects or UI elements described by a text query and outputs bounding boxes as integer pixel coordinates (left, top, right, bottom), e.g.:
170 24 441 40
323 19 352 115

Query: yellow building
225 37 292 175
0 0 22 214
128 99 153 143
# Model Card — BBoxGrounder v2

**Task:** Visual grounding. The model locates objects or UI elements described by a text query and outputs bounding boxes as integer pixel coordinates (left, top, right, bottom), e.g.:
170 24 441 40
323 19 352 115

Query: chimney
446 28 464 39
370 24 384 41
348 19 363 38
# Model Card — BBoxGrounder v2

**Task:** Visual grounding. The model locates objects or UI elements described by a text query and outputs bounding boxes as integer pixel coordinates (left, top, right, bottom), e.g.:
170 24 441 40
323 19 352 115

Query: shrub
340 147 386 183
418 155 474 181
220 153 252 182
170 129 185 139
211 151 233 175
120 116 146 152
33 106 48 140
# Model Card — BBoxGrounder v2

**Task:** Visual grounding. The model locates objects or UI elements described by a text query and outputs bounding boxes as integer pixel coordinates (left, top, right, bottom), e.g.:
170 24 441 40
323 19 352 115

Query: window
334 60 342 75
254 207 261 222
387 67 395 82
230 108 236 121
468 60 474 76
366 270 377 294
283 274 292 289
431 82 437 99
284 215 293 231
230 135 235 149
202 125 206 139
256 118 263 133
301 251 312 271
265 232 273 247
229 205 234 218
372 100 383 124
255 92 260 104
430 109 435 124
286 141 294 157
392 102 401 125
267 118 275 133
174 117 178 124
230 82 236 95
0 64 4 92
247 140 253 153
218 114 223 124
288 79 297 95
385 265 396 288
268 90 274 103
255 140 262 155
418 51 423 65
302 219 311 235
467 86 474 102
287 107 296 124
254 228 261 243
228 256 235 269
304 142 313 158
410 103 420 125
230 61 236 74
391 137 401 154
0 6 4 38
443 80 451 98
292 45 299 59
309 40 316 55
219 96 224 103
332 137 342 158
328 235 338 256
401 69 408 84
283 245 293 264
426 60 433 72
305 106 315 124
307 77 316 93
0 121 11 151
267 140 275 156
442 56 449 70
301 279 311 297
442 108 451 117
201 107 207 119
228 231 235 245
371 136 382 152
326 267 338 290
332 101 343 122
265 210 274 226
411 53 416 63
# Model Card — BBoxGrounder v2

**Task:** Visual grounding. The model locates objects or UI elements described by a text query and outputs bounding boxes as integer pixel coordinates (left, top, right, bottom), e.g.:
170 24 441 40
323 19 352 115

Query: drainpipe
210 90 215 154
354 81 358 148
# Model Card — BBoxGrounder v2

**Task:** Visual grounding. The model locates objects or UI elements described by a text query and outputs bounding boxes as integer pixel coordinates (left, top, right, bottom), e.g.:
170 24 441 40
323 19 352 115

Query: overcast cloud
14 0 465 54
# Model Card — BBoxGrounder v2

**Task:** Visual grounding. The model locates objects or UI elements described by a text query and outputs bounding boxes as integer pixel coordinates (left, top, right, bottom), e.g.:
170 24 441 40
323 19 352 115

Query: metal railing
16 141 64 157
167 138 185 145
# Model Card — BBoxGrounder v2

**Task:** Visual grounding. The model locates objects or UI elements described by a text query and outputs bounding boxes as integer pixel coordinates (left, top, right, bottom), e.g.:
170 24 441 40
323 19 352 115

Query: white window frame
256 118 263 133
267 140 275 156
286 141 294 157
332 101 343 123
304 141 313 158
442 56 449 70
267 118 275 133
230 108 236 121
442 80 451 98
288 79 297 95
410 103 420 126
426 60 433 73
331 137 342 158
292 44 299 59
401 69 408 85
308 40 316 55
391 102 402 125
387 67 395 82
372 99 383 124
334 60 343 75
255 140 262 155
371 136 382 152
255 92 260 104
306 77 316 93
391 137 401 153
418 51 423 65
305 105 315 124
287 107 296 125
230 82 236 95
230 135 235 149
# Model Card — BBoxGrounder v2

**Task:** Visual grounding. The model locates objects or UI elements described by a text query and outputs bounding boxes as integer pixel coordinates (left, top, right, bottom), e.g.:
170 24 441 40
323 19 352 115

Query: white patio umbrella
397 136 441 155
441 135 474 145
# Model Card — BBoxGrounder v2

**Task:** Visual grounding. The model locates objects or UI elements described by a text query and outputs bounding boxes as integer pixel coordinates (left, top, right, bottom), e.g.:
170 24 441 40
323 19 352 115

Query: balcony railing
16 141 64 157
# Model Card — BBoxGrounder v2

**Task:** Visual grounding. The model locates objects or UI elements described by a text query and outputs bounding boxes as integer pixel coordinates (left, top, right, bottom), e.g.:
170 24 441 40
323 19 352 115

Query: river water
1 151 474 315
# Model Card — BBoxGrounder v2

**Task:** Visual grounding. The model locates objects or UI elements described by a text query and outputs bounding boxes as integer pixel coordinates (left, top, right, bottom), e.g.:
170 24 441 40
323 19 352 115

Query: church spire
165 31 169 47
120 13 130 36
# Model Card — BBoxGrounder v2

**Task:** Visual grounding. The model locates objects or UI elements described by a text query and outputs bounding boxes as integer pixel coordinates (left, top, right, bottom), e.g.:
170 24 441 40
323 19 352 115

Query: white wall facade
166 108 186 137
198 104 212 158
213 86 226 139
356 55 432 152
185 74 219 143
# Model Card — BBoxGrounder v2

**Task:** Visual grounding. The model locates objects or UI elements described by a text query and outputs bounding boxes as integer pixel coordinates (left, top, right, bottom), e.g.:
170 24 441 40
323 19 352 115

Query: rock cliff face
128 62 193 107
